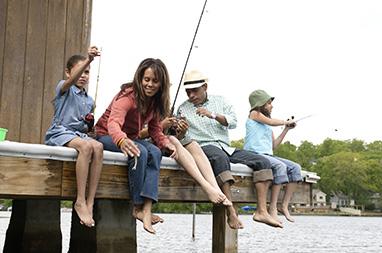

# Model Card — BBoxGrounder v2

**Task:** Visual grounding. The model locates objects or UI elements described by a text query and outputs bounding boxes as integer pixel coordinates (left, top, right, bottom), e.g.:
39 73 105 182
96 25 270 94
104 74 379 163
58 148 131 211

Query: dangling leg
252 181 283 228
168 136 228 205
97 135 161 225
184 140 231 206
66 138 93 227
86 139 104 226
279 182 297 222
269 184 283 223
135 140 163 233
275 157 302 223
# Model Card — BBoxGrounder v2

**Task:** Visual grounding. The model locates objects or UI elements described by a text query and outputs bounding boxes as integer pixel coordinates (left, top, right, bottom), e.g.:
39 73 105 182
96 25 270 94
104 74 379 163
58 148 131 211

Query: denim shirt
51 80 94 133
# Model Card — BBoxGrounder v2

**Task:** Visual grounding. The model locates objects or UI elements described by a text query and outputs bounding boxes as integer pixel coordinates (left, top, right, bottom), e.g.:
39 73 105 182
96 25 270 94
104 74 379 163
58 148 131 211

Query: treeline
232 138 382 209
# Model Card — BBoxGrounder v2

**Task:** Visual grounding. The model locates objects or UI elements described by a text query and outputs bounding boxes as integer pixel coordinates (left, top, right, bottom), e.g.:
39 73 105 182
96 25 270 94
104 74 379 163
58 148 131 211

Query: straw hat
249 90 274 110
183 70 208 89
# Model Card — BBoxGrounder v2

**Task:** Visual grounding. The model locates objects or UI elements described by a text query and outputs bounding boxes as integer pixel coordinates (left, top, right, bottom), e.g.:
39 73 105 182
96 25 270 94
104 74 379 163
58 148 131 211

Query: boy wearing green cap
244 89 302 223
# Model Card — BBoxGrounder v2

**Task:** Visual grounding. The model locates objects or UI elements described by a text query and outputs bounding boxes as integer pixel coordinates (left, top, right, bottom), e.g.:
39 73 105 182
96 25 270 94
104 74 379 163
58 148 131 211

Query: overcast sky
89 0 382 145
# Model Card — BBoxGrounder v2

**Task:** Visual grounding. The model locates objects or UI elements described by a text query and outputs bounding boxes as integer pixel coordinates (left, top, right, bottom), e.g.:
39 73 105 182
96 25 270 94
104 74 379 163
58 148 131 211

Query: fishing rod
170 0 208 116
93 47 103 112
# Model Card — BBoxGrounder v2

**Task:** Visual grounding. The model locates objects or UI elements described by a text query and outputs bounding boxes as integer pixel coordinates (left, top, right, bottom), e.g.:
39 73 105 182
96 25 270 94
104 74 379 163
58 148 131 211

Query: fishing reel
84 113 95 131
167 110 186 136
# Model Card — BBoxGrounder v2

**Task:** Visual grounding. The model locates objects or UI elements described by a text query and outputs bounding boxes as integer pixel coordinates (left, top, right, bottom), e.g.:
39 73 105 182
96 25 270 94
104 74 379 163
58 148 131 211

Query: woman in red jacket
95 58 176 234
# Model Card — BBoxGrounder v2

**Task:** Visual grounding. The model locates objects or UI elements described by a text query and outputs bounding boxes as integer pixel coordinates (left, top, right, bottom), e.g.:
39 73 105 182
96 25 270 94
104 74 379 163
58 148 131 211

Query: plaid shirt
177 94 237 153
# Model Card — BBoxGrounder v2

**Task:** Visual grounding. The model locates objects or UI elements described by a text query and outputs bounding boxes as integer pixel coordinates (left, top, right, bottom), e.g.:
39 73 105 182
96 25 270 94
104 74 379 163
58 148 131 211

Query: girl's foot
253 212 283 228
278 207 295 222
74 201 94 227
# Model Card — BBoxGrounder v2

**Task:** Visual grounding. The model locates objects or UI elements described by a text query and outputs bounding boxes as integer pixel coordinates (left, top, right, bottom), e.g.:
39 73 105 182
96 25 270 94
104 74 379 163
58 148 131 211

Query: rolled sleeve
222 98 237 129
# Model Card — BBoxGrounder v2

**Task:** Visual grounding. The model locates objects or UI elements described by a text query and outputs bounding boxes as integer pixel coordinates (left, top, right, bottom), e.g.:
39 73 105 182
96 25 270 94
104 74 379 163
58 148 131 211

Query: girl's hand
88 46 101 61
120 138 140 157
285 119 297 129
165 142 177 159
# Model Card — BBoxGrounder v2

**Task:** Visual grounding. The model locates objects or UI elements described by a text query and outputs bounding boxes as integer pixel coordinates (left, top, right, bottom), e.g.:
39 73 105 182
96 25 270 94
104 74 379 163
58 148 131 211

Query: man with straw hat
176 70 283 229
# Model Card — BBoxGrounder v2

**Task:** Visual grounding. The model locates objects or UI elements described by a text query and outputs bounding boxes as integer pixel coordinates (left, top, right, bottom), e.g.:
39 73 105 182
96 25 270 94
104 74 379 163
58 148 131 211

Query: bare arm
249 110 290 126
60 46 100 94
273 122 297 149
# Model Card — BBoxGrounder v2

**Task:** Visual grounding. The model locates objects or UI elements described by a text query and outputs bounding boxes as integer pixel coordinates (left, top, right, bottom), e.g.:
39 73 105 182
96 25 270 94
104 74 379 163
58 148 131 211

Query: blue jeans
263 154 302 185
97 135 162 204
201 145 273 185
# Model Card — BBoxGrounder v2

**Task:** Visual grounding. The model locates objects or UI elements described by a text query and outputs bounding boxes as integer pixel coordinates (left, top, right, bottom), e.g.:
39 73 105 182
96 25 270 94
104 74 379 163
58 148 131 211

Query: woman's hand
161 117 177 131
164 142 177 159
120 138 140 157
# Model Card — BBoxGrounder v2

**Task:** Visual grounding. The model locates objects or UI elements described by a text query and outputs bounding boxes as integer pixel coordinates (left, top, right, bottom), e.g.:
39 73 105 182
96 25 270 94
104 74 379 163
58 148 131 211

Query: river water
1 211 382 252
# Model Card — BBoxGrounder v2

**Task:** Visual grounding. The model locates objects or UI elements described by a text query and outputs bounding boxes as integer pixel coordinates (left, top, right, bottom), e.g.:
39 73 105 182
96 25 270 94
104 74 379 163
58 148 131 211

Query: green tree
313 151 372 205
274 141 298 161
296 141 317 169
231 138 244 149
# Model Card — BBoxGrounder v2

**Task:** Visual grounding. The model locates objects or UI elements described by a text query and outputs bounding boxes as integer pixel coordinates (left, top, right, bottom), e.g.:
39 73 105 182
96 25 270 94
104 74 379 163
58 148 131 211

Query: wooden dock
0 141 319 253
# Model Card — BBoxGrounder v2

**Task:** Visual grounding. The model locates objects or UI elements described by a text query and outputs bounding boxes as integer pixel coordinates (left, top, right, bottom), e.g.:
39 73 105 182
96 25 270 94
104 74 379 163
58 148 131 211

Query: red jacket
95 87 169 149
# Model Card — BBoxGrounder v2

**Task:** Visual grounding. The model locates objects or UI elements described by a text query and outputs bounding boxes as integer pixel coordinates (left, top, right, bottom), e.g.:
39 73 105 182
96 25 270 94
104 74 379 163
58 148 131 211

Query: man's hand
196 107 213 118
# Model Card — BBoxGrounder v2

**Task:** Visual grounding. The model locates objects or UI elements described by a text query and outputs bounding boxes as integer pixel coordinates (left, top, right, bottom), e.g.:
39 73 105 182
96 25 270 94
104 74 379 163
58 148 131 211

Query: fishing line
170 0 208 115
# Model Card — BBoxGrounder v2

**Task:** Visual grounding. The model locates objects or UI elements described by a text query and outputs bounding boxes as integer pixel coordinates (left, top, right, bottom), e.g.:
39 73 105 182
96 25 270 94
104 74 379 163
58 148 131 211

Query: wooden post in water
69 199 137 253
3 199 62 253
212 205 238 253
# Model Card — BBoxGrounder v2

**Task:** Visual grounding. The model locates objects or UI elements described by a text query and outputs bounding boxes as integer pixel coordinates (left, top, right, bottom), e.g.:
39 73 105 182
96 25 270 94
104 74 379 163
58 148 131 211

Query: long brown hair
120 58 170 118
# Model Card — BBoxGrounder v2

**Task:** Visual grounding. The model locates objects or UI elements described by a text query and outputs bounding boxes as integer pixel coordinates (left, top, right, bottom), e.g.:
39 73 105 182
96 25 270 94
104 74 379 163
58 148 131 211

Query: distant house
330 192 355 209
312 189 327 206
370 193 382 211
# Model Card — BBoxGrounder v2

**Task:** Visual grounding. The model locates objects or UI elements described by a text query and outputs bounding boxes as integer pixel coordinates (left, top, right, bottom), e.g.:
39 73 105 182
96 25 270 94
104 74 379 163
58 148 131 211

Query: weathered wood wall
0 0 92 144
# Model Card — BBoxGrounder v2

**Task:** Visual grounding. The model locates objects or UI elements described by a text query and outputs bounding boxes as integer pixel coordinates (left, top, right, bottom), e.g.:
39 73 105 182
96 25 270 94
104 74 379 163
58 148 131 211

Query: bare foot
133 209 163 225
222 197 233 207
204 185 232 206
151 214 164 224
142 209 156 234
227 207 244 229
74 201 93 227
268 207 283 224
253 212 283 228
278 207 295 222
86 202 95 226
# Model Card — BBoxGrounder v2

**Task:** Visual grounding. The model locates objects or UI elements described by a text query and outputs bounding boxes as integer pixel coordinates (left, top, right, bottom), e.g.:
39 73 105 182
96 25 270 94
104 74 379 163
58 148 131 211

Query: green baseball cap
249 89 274 110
